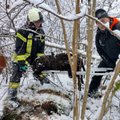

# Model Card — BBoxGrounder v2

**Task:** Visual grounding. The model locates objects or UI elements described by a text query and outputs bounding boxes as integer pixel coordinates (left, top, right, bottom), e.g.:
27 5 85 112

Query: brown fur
0 54 7 73
32 53 85 88
33 53 84 71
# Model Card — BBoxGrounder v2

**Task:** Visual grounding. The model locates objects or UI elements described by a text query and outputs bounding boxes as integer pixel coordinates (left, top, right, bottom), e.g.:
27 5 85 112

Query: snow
113 30 120 38
10 0 87 21
0 68 120 119
37 3 87 21
0 80 8 117
45 41 100 60
9 29 15 33
0 0 120 119
10 0 24 10
29 0 44 5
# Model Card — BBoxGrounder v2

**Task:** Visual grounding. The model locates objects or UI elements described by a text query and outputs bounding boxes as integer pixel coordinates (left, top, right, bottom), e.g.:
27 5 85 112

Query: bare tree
98 59 120 120
81 0 96 120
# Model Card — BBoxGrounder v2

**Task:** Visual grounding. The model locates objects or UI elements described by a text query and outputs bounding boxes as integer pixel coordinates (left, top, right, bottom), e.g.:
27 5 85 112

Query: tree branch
86 14 120 40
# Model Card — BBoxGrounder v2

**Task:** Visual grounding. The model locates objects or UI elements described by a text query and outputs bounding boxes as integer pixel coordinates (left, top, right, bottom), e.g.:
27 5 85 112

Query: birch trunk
98 59 120 120
55 0 72 68
55 1 80 119
72 1 80 120
81 0 96 120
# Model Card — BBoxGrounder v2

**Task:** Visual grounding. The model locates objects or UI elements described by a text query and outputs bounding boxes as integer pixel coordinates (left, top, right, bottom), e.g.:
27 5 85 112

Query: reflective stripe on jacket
13 27 45 64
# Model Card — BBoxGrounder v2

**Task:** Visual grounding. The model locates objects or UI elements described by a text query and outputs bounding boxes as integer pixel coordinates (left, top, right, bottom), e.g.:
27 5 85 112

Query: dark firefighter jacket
96 17 120 68
13 25 45 65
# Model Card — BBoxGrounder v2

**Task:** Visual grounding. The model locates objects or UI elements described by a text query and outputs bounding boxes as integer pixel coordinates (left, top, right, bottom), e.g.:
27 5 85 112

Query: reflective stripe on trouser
36 53 44 57
39 72 47 79
9 82 20 89
9 63 22 89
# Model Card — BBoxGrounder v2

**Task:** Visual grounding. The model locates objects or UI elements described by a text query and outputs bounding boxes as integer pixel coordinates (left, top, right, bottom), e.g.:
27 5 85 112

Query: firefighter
7 7 49 105
88 9 120 97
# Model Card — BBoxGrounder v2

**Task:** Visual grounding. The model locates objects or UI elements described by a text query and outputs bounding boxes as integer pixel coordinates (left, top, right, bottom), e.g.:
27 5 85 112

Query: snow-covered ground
0 0 120 119
0 70 120 120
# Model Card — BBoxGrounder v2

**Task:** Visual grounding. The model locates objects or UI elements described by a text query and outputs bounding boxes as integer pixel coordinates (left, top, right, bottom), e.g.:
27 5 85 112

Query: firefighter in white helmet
6 7 49 107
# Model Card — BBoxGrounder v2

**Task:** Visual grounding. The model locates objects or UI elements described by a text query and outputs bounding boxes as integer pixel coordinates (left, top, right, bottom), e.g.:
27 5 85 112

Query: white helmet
28 8 43 22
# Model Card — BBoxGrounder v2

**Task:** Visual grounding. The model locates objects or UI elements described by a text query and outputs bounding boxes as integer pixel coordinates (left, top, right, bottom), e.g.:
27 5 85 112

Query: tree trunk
72 1 80 120
81 0 96 120
55 0 81 119
98 59 120 120
55 0 72 68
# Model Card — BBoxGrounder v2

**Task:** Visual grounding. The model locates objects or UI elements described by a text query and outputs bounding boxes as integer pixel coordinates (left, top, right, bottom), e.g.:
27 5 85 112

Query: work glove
19 65 28 72
18 61 28 72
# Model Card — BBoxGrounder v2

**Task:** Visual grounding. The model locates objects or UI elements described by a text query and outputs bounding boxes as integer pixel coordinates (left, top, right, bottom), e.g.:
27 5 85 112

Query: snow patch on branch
113 30 120 38
37 3 87 21
29 0 44 5
13 0 87 21
10 0 24 10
